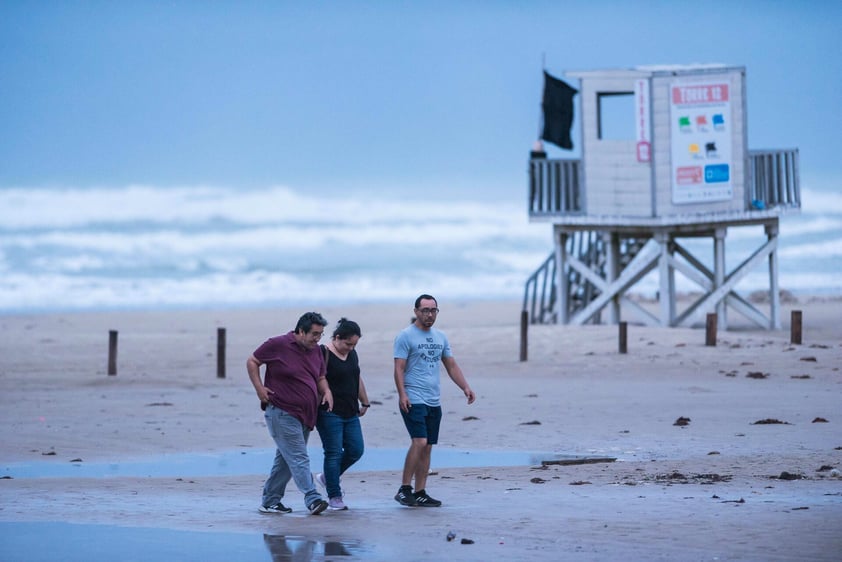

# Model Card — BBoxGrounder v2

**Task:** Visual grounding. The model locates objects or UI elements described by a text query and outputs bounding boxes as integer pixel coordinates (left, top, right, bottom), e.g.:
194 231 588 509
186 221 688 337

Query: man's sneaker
394 485 417 507
413 489 442 507
259 502 292 514
308 499 328 515
328 497 348 510
314 472 327 490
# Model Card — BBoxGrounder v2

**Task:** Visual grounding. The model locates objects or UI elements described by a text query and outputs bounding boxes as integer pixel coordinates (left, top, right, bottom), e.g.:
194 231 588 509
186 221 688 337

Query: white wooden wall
578 74 653 217
571 66 747 221
651 69 746 216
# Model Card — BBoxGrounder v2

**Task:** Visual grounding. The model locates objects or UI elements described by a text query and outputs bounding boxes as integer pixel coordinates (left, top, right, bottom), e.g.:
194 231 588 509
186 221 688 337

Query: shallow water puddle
0 522 368 562
2 448 593 479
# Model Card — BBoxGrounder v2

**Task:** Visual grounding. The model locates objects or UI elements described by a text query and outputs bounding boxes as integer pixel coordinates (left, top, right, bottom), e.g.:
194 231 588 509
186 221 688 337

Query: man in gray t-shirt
393 294 476 507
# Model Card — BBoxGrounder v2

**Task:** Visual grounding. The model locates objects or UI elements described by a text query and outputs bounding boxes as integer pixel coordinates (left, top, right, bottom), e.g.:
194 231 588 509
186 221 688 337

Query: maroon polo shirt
253 331 325 429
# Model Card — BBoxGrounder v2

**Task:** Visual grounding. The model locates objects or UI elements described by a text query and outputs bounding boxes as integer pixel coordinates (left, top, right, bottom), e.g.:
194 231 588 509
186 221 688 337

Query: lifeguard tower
523 64 800 330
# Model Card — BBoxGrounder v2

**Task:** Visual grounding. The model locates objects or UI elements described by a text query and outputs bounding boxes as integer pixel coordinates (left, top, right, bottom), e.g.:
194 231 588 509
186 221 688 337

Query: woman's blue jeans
262 405 321 509
316 411 364 498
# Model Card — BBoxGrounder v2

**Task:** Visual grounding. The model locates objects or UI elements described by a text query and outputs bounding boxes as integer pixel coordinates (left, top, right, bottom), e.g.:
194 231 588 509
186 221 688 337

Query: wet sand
1 297 841 560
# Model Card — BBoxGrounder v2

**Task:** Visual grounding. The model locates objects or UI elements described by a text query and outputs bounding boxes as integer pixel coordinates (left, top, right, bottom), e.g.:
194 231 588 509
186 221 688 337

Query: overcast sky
2 1 840 200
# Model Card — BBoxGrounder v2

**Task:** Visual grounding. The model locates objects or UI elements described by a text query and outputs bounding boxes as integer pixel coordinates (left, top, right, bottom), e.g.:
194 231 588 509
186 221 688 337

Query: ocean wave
1 183 839 312
0 184 527 229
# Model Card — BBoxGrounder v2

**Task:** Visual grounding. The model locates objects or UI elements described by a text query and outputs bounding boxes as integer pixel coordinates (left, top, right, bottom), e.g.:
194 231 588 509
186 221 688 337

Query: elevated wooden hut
525 64 800 330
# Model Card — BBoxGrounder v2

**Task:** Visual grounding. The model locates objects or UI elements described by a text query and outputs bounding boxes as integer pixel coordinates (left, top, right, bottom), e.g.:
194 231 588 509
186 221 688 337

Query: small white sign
634 79 651 163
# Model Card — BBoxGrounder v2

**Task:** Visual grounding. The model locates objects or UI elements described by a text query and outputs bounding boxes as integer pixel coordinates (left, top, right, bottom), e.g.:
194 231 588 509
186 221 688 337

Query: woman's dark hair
332 317 362 340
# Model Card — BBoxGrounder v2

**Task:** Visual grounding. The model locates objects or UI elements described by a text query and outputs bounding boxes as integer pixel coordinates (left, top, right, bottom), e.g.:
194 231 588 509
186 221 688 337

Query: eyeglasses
309 330 324 339
417 308 439 315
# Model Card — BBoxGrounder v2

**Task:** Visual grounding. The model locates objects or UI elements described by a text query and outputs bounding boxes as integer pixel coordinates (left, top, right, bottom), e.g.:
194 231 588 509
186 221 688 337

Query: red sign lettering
672 84 730 105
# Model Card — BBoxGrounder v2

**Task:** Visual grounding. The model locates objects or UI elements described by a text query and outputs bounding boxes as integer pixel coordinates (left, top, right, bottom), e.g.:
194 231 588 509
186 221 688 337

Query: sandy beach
1 297 841 561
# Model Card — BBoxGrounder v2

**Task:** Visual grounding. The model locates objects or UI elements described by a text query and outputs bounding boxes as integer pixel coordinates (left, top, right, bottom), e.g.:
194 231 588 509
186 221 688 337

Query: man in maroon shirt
247 312 334 515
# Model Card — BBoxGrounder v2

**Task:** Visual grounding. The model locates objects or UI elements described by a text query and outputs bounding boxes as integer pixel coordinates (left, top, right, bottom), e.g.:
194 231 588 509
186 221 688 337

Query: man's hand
398 392 411 413
321 389 334 412
464 387 476 405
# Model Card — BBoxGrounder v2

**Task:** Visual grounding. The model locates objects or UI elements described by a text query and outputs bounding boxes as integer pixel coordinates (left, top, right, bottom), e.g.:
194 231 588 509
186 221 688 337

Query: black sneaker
394 485 417 506
259 502 292 514
308 499 328 515
413 489 442 507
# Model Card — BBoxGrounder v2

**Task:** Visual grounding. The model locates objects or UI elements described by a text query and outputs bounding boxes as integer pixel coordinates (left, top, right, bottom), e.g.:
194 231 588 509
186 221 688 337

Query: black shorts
400 403 442 444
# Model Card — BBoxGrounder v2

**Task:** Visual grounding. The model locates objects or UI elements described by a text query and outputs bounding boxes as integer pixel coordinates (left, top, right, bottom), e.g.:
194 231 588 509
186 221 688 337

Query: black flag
541 71 577 150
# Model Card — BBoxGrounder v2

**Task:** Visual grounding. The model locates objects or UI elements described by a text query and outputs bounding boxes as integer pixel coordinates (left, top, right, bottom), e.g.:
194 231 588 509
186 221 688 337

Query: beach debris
749 289 797 304
791 506 809 510
809 344 830 349
569 481 592 485
41 451 56 456
69 458 83 463
746 371 769 379
0 476 11 479
752 418 790 425
707 451 720 455
776 471 803 480
720 498 745 504
790 374 811 379
530 477 547 484
673 416 691 426
462 415 479 421
817 465 835 472
812 417 829 423
145 402 174 407
370 400 383 405
723 370 738 377
446 531 456 542
830 469 841 478
800 356 818 362
526 393 538 398
460 538 474 545
520 420 541 425
541 456 615 466
740 361 754 366
647 472 732 484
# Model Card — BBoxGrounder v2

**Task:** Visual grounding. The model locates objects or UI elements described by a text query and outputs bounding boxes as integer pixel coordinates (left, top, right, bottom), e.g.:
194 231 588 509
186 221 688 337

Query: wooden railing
522 252 557 324
529 149 800 217
528 158 582 216
748 149 800 210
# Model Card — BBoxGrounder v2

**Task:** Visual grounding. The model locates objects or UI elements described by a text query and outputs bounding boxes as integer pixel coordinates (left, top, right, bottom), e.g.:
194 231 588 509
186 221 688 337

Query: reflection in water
0 522 368 562
263 534 358 561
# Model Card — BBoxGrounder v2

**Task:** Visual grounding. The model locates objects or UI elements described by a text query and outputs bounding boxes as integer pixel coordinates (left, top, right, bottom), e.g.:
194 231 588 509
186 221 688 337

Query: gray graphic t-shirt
393 323 452 406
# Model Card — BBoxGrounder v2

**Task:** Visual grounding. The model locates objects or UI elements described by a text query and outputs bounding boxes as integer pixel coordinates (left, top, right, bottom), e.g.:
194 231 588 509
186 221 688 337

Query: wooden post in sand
107 330 118 376
705 313 717 346
791 310 802 345
519 310 528 362
618 321 628 354
217 327 226 378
